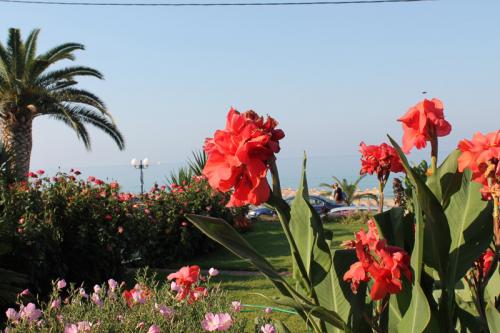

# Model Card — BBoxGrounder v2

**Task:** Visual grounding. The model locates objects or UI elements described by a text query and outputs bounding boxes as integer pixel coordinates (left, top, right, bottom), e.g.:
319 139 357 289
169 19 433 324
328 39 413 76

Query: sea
39 151 437 197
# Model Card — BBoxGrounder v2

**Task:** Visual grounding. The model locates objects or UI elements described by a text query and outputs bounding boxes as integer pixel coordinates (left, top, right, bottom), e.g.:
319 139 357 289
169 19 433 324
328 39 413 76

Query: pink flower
136 322 145 329
231 301 242 312
19 303 42 322
148 325 161 333
93 285 101 293
261 324 276 333
5 308 19 321
264 307 273 314
36 169 45 175
170 281 180 292
50 299 61 310
27 172 38 178
79 288 88 299
91 293 103 307
87 176 96 182
77 321 93 332
208 268 219 277
57 279 67 290
64 324 78 333
108 279 118 292
20 288 30 296
132 289 147 304
155 303 175 320
201 313 233 331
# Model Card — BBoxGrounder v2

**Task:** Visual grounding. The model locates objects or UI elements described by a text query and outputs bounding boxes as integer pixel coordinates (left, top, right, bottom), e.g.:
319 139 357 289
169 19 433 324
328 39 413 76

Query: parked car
285 195 345 216
246 206 277 221
327 205 388 218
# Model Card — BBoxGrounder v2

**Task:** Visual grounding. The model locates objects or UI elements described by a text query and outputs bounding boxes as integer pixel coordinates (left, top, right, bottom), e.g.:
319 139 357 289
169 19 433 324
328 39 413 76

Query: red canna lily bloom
360 142 404 182
167 265 200 288
203 108 284 207
457 130 500 186
343 219 411 300
398 98 452 154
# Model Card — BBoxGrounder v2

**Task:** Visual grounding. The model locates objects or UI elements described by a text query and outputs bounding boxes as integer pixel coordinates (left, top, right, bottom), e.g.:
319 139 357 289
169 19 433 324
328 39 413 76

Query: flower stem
430 135 438 175
378 181 385 214
494 195 499 255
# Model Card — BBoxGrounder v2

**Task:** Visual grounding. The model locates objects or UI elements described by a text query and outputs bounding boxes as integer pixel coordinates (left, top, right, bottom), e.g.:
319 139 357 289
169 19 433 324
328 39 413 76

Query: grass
172 219 365 272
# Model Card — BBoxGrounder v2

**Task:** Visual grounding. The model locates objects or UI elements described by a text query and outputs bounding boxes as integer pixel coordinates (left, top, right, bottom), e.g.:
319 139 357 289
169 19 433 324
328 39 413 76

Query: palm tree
319 174 378 207
0 28 124 180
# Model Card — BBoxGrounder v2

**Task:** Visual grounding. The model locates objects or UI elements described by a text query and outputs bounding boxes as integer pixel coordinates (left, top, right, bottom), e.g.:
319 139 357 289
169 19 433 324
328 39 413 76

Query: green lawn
173 219 364 272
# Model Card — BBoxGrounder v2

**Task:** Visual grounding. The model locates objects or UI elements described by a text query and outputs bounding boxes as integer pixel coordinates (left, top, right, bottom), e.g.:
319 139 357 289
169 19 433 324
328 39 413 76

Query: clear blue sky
1 0 499 171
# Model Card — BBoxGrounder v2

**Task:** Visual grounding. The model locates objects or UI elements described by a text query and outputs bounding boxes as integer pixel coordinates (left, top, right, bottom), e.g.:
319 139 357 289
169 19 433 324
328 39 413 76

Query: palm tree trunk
0 118 33 181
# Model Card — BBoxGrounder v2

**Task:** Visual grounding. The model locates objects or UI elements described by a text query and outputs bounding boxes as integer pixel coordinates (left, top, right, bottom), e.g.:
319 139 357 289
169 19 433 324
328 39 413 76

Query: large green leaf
274 321 292 333
315 249 371 333
445 168 492 286
426 150 462 209
186 214 293 293
485 303 500 333
289 156 332 290
373 207 414 254
185 214 348 331
388 135 451 280
261 294 349 331
397 192 431 333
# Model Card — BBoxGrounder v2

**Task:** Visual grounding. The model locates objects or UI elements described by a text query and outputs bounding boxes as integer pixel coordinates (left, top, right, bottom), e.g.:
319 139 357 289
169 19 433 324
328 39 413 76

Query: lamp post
131 158 149 195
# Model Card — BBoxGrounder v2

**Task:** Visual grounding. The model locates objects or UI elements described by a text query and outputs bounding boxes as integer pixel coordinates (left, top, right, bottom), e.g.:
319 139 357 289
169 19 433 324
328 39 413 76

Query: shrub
0 171 234 298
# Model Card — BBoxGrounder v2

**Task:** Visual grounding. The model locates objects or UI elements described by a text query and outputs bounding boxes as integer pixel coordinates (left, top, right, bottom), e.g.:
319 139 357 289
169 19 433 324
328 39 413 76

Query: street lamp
131 158 149 194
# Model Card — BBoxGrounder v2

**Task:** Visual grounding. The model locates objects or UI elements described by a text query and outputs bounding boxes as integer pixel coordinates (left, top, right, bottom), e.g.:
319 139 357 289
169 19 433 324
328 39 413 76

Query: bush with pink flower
0 170 236 298
3 268 249 332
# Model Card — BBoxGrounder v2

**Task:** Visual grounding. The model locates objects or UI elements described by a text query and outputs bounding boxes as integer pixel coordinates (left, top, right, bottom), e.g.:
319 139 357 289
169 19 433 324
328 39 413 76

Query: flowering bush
0 171 234 297
187 104 499 333
3 268 249 332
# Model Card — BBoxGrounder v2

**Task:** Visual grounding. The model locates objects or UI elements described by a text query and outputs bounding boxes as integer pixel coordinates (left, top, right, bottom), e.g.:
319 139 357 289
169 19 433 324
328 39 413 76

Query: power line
0 0 435 7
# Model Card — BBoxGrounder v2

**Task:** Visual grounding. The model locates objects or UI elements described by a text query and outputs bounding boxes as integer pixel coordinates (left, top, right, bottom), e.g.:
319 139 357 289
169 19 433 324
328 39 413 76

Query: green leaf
261 294 348 331
274 321 293 333
388 135 451 280
455 302 482 333
445 168 492 286
426 150 463 209
485 266 500 305
373 207 414 254
185 215 293 294
486 303 500 333
289 155 332 290
397 192 431 333
185 214 348 330
316 249 371 333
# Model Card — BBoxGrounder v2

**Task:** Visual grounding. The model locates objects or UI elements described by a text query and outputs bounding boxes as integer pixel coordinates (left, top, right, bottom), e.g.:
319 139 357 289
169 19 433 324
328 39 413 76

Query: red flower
343 219 411 300
94 179 104 185
35 169 45 175
458 131 500 195
104 214 113 222
359 142 404 182
474 249 495 278
87 176 96 182
398 98 452 153
110 181 119 190
203 108 284 207
167 265 200 288
27 172 38 178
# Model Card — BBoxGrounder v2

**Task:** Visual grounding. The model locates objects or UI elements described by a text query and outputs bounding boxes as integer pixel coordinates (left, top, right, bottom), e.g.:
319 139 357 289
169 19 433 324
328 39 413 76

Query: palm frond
38 42 84 63
7 28 24 80
187 150 207 176
35 66 104 86
46 108 92 149
24 28 40 65
73 107 124 150
54 87 108 116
